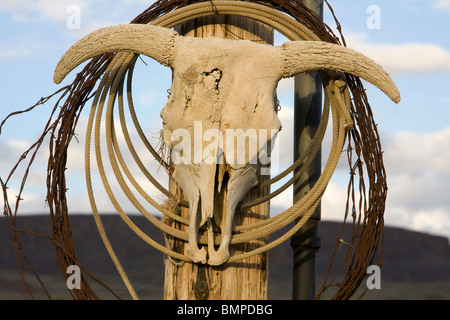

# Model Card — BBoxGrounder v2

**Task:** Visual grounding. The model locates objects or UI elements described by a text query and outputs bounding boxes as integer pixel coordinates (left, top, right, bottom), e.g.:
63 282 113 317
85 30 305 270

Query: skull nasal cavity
215 163 230 194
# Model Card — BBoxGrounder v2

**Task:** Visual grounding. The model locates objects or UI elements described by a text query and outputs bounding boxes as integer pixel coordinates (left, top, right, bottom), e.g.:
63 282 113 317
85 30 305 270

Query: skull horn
280 41 401 104
53 24 179 84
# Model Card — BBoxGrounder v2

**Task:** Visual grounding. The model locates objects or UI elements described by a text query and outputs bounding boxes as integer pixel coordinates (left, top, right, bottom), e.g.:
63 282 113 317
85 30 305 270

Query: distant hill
1 214 449 299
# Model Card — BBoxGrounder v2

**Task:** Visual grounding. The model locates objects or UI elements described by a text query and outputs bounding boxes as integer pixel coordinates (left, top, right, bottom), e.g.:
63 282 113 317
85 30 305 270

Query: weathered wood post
163 13 274 300
291 0 323 300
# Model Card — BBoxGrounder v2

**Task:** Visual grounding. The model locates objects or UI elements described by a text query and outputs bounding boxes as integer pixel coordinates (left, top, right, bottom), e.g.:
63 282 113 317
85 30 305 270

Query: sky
1 0 450 241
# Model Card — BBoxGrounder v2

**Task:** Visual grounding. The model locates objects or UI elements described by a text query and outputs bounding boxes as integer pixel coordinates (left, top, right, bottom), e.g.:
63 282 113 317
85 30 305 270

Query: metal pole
291 0 323 300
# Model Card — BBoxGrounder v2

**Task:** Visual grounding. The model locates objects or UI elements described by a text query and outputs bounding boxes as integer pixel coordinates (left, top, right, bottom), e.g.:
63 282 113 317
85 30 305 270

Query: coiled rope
84 1 355 299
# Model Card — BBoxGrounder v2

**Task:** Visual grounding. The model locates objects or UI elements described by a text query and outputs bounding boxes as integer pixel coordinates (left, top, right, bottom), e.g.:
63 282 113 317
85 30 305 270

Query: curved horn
54 24 179 84
280 41 401 104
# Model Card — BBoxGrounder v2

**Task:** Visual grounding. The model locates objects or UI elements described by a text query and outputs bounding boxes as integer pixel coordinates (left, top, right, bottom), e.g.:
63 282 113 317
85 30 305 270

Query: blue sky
1 0 450 240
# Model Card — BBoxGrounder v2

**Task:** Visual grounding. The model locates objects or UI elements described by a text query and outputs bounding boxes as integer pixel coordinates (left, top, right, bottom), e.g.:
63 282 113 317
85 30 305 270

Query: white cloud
434 0 450 10
381 128 450 238
0 113 169 215
1 0 449 239
0 37 61 60
271 125 450 239
0 0 90 23
0 138 50 213
0 0 160 61
0 0 155 26
384 128 450 176
277 78 294 93
345 33 450 75
319 127 450 239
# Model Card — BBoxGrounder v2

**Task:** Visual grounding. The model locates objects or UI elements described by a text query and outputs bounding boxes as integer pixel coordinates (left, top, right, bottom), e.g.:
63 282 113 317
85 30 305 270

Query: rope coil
84 1 355 298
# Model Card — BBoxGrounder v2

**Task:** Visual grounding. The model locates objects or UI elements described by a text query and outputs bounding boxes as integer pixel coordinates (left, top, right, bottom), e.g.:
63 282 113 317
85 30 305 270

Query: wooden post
291 0 323 300
163 15 273 300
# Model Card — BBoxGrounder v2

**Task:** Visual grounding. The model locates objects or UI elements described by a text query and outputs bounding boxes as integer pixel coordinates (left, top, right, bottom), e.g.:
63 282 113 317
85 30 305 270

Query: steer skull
54 24 400 265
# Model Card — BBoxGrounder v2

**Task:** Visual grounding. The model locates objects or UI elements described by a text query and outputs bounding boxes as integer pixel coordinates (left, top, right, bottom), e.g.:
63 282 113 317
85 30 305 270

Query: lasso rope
1 0 387 300
83 3 354 300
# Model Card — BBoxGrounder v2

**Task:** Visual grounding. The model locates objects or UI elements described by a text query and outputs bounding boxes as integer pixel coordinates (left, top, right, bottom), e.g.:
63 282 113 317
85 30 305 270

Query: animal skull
54 24 400 265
